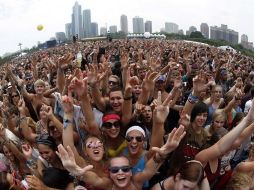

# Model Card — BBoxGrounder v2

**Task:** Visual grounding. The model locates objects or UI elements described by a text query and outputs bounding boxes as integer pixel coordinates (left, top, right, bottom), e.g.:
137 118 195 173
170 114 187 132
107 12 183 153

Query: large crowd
0 39 254 190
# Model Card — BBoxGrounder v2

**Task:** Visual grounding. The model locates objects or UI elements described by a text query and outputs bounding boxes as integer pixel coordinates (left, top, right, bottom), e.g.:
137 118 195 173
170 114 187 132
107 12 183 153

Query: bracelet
124 96 132 100
26 159 38 169
187 93 199 104
63 118 73 129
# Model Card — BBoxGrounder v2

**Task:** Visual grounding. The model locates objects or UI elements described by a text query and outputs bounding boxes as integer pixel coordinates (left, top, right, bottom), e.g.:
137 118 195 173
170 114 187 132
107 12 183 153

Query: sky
0 0 253 56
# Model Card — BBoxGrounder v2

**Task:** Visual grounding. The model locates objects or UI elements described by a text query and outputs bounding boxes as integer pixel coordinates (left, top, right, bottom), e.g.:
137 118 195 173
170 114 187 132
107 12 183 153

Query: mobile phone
21 179 29 189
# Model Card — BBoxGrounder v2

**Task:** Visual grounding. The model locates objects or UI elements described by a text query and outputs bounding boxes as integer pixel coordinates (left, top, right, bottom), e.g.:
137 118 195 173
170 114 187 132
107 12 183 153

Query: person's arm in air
195 99 254 166
122 67 139 126
87 64 107 112
56 144 113 190
137 71 158 105
134 126 186 188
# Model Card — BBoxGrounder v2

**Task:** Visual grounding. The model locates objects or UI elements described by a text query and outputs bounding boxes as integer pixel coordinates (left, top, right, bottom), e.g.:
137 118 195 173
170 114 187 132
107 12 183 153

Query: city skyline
0 0 253 56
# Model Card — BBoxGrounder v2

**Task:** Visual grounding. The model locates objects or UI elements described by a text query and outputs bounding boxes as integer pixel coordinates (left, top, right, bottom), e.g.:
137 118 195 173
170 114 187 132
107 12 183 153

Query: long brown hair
174 160 204 184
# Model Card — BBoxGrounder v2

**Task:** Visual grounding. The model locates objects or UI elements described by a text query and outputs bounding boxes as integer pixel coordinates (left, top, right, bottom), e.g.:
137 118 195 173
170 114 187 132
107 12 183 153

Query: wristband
63 119 73 129
187 93 199 104
26 159 37 169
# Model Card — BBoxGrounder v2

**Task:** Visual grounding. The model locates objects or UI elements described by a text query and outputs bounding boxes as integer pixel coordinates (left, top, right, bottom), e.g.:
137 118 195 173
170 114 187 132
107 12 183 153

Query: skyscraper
120 15 128 34
71 2 83 39
210 24 238 44
133 16 144 34
200 23 209 38
83 9 91 38
165 22 179 34
241 34 249 49
91 22 98 37
109 25 117 33
241 34 248 43
100 27 107 36
65 23 72 40
145 21 152 33
55 32 67 42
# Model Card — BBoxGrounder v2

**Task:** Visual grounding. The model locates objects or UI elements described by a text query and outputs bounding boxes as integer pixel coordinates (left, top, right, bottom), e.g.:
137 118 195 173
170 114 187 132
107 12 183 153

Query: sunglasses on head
125 136 144 142
86 141 103 149
109 166 131 174
102 121 121 129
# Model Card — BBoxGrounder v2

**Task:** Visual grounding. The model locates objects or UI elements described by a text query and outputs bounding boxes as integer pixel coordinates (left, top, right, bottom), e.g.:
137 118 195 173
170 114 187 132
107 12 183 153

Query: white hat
126 126 146 137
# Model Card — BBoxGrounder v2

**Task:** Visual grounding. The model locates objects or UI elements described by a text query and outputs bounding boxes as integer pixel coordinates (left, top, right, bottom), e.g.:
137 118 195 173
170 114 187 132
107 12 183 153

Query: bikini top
107 140 127 158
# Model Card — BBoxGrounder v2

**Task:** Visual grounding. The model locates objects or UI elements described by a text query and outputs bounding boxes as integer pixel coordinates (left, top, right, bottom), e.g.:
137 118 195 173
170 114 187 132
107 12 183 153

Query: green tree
189 31 204 39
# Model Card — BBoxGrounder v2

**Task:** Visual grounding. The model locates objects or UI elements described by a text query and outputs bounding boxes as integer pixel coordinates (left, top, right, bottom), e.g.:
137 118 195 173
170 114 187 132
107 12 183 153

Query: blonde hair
212 109 227 122
249 142 254 159
34 79 45 87
226 172 252 190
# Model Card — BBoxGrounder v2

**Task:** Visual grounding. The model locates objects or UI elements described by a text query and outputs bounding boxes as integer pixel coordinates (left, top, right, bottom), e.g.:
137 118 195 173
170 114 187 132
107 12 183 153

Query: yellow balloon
37 25 44 31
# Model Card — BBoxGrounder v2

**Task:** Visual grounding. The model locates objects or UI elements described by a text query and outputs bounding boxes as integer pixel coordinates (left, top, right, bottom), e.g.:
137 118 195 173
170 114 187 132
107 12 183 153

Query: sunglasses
102 121 121 129
109 166 131 174
86 141 103 149
125 136 144 142
108 81 118 85
11 94 19 98
26 77 33 81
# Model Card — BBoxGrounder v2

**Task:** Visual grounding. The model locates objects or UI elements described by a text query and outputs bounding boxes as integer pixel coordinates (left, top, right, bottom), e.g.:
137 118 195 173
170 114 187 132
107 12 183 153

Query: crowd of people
0 38 254 190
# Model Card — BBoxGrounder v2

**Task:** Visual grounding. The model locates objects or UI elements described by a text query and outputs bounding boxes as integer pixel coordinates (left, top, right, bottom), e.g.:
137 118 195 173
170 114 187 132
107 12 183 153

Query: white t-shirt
244 99 252 114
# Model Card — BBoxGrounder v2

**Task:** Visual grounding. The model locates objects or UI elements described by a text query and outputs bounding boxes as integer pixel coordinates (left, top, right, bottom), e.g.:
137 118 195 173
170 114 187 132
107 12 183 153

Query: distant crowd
0 38 254 190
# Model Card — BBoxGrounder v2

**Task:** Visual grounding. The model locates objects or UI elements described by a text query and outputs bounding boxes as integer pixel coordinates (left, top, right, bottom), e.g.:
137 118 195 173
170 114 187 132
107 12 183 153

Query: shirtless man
21 79 54 117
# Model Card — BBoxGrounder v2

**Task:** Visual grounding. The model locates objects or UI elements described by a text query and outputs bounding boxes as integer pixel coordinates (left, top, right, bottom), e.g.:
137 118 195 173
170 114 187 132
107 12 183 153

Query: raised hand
120 51 129 69
43 105 54 119
26 175 47 190
17 97 26 112
56 144 93 176
125 67 139 90
148 56 158 71
98 62 110 82
152 125 186 156
153 91 172 124
134 103 146 116
68 69 88 98
21 143 33 160
207 75 216 87
142 70 159 91
85 64 100 86
62 95 74 114
58 53 74 69
235 77 243 89
192 71 209 96
174 76 183 89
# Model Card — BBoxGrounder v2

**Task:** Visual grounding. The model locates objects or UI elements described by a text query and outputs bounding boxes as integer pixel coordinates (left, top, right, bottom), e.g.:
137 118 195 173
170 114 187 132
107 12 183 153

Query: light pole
18 43 22 52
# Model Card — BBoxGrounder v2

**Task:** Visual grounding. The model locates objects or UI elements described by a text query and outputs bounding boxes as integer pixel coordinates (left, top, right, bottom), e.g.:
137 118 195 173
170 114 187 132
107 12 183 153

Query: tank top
122 148 149 188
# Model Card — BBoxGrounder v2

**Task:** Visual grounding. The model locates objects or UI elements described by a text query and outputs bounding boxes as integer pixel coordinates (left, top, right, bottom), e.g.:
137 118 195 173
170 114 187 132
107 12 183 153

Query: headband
36 136 56 149
126 126 146 138
102 114 120 123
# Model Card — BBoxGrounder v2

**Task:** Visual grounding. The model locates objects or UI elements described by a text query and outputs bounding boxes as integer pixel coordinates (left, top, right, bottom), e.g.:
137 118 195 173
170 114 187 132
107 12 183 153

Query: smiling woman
36 135 64 177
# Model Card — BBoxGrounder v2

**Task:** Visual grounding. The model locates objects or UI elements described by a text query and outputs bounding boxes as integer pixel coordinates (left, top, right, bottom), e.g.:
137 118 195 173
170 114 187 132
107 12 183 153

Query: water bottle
76 51 82 68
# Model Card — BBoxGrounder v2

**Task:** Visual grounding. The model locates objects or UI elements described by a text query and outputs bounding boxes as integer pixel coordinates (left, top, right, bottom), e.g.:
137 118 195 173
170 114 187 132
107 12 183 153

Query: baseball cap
25 73 33 79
